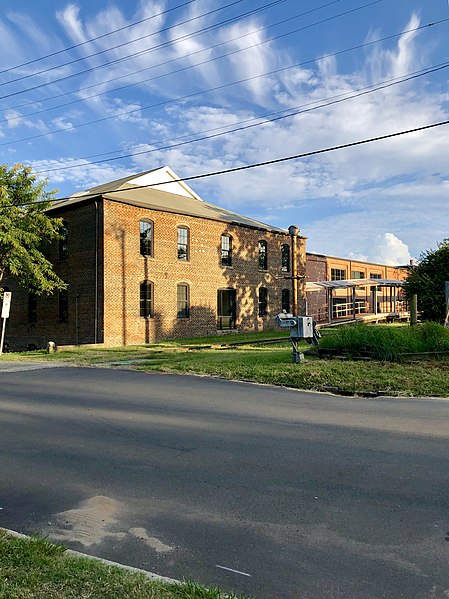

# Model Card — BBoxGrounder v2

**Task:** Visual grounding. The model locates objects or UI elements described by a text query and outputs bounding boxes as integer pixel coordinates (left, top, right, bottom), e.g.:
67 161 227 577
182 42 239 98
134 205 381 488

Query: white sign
1 292 12 319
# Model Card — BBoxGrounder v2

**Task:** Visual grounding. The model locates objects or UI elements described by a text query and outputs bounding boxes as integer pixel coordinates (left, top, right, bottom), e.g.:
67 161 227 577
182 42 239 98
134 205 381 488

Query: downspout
94 199 99 344
288 225 299 317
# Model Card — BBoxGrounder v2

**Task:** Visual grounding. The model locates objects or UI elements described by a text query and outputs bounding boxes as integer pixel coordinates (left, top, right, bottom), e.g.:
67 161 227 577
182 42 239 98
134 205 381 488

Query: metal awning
306 278 404 292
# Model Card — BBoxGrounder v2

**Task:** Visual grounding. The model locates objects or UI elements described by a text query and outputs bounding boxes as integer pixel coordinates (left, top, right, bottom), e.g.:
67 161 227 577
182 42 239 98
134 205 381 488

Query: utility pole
288 225 299 316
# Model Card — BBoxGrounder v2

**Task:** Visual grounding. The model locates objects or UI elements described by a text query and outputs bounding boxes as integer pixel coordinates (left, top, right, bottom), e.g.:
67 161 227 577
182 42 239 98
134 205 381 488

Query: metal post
75 295 79 346
0 318 6 355
352 287 356 320
288 225 299 317
444 282 449 327
410 294 418 326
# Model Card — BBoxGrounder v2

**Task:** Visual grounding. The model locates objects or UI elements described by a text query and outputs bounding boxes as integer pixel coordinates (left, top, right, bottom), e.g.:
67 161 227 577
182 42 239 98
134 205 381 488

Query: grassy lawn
2 326 449 397
0 531 251 599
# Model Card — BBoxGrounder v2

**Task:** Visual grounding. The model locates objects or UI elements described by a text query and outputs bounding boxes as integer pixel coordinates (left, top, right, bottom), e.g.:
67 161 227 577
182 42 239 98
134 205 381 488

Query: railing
309 300 408 322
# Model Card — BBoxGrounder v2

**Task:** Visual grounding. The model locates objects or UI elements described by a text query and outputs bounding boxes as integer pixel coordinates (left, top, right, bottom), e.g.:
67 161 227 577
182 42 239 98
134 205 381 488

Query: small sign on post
0 291 12 355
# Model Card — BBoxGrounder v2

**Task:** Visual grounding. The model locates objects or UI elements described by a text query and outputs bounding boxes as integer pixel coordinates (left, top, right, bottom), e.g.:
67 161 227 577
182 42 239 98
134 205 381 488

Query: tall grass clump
319 322 449 360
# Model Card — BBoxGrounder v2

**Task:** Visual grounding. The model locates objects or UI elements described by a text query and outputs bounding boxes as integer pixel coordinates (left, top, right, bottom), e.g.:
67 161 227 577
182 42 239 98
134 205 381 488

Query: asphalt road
0 366 448 599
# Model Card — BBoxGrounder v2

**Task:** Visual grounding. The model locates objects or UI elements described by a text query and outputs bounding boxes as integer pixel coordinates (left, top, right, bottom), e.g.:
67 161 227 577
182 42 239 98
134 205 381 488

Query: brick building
306 252 407 322
5 167 306 349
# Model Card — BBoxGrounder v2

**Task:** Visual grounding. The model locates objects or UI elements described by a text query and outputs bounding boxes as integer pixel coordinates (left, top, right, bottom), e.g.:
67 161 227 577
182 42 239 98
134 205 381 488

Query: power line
4 0 351 115
0 0 248 87
5 14 444 128
1 0 389 146
9 119 443 208
0 0 201 75
0 0 380 102
0 0 288 99
33 60 449 175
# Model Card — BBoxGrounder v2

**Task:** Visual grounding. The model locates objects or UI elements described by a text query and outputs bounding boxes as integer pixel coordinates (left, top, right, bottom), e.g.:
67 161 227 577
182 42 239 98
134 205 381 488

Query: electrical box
290 316 314 339
274 313 297 328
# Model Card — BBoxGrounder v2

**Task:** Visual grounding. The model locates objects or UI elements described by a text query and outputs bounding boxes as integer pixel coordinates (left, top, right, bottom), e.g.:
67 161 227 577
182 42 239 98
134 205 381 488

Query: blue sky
1 0 448 264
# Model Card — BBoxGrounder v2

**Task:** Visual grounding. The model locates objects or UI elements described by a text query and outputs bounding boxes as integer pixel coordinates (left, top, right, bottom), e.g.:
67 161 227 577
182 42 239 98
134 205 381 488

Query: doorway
217 289 236 330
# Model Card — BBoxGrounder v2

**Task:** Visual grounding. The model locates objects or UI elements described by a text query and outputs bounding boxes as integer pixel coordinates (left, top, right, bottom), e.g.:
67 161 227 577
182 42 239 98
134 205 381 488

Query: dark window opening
140 221 153 257
177 284 189 318
281 289 290 313
351 270 365 279
258 240 268 270
258 287 268 317
331 268 346 281
59 289 68 323
281 244 290 272
59 223 69 260
217 288 236 329
177 226 189 261
221 235 232 266
28 294 37 324
140 281 153 318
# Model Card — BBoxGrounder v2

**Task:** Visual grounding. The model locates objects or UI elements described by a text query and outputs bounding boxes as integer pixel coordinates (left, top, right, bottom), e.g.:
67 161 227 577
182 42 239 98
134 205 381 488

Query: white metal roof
306 278 404 291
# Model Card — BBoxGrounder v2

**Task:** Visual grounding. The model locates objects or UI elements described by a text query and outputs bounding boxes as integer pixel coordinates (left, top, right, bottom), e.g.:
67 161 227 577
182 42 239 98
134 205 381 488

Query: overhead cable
0 0 382 101
33 60 449 174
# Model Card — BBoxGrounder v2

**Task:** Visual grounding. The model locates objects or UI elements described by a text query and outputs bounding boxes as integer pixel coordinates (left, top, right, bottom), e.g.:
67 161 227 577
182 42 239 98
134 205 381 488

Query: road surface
0 366 448 598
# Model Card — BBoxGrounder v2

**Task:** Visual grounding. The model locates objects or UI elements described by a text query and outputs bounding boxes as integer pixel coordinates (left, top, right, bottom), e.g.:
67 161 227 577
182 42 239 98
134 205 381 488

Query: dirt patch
48 495 174 554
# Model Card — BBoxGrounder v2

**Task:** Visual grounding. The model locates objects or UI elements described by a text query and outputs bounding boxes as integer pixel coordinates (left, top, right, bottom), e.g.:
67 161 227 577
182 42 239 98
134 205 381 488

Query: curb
1 527 180 586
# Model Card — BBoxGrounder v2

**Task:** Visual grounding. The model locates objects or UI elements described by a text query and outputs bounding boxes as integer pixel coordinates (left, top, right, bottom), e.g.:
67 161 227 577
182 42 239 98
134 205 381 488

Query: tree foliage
404 239 449 322
0 163 66 295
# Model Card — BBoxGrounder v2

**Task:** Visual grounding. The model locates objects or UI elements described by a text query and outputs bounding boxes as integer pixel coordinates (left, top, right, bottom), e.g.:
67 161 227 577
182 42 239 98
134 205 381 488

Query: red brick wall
305 253 328 321
305 253 407 322
4 200 102 350
4 197 306 348
102 199 306 345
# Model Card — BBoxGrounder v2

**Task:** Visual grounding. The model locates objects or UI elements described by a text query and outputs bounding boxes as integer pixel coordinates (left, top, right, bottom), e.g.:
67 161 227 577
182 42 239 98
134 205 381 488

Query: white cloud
369 233 412 266
2 4 447 261
29 158 134 190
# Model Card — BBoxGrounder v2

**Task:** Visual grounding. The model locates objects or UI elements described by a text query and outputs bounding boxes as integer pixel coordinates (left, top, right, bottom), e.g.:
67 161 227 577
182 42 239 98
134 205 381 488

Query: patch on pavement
47 495 174 553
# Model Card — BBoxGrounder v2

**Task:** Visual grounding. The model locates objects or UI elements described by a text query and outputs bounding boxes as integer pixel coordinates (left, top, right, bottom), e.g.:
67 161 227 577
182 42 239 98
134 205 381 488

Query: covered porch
306 278 408 325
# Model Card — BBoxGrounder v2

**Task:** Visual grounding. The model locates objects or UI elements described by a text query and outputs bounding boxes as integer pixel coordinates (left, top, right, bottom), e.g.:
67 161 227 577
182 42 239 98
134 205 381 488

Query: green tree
404 239 449 322
0 163 66 295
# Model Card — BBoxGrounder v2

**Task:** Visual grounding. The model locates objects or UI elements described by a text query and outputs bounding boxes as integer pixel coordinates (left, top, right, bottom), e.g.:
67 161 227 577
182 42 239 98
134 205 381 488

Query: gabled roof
50 166 288 234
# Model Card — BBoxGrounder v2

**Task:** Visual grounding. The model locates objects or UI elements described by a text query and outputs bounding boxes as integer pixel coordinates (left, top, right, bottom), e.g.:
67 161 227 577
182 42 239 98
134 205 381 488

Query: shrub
319 323 449 360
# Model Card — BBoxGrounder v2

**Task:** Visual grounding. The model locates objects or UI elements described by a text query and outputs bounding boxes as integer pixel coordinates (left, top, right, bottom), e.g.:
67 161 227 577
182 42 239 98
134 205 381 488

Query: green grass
2 328 449 397
319 322 449 360
0 531 252 599
131 344 449 397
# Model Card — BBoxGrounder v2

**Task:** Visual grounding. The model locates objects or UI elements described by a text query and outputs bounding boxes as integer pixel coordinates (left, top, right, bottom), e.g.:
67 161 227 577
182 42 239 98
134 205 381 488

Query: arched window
140 220 153 257
221 234 232 266
177 226 189 261
258 287 268 317
281 244 290 272
177 283 190 318
140 281 153 318
281 289 290 313
258 240 267 270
